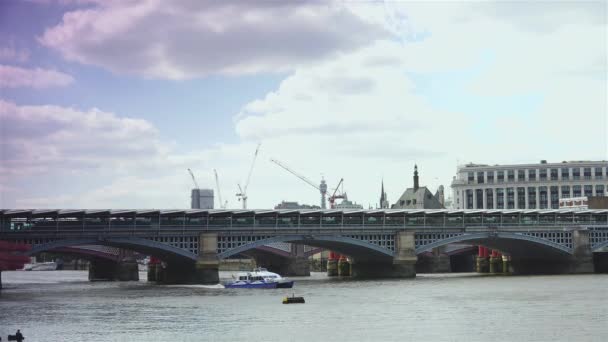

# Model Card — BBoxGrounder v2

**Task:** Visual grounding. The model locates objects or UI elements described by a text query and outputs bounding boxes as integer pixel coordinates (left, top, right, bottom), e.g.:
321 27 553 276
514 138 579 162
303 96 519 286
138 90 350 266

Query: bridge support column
327 252 338 277
569 229 594 274
147 256 160 282
351 231 417 278
338 255 351 277
192 233 220 284
416 248 450 273
476 246 489 273
88 258 139 281
489 250 501 274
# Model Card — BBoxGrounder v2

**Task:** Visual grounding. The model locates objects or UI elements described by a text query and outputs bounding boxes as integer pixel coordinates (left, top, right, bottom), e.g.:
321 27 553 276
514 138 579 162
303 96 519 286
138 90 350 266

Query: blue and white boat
224 268 294 289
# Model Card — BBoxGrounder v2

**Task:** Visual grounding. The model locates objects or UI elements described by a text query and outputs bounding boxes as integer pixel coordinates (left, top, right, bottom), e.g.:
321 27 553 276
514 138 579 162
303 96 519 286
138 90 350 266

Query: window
584 185 593 197
584 168 592 180
476 189 483 208
528 169 536 181
539 186 548 209
561 186 570 198
550 186 559 209
466 190 473 209
528 187 537 209
487 172 494 183
573 185 581 197
596 185 605 197
561 168 569 180
518 170 525 181
517 187 526 209
477 171 484 184
507 170 514 182
497 171 504 183
496 188 504 209
550 169 558 181
507 188 515 209
468 172 474 184
573 168 580 180
486 189 494 209
539 169 547 181
595 167 603 179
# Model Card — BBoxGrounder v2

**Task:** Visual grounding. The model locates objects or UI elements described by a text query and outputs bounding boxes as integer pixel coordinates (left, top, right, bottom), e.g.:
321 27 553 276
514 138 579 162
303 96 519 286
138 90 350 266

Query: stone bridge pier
350 231 417 278
151 233 219 284
503 229 594 275
250 243 310 277
88 250 139 281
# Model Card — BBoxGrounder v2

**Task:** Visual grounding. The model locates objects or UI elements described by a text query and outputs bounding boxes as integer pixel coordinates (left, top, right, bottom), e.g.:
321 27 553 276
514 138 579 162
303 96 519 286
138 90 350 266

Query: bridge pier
88 258 139 281
476 246 489 273
510 230 594 274
416 249 450 273
352 231 417 278
253 244 310 276
326 252 338 277
193 233 220 284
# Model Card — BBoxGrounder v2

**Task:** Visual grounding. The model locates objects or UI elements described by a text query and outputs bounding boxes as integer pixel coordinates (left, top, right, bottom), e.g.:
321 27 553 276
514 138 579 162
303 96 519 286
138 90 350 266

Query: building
379 180 389 209
191 189 214 209
334 195 363 209
391 165 445 209
559 196 608 210
274 201 320 209
451 160 608 209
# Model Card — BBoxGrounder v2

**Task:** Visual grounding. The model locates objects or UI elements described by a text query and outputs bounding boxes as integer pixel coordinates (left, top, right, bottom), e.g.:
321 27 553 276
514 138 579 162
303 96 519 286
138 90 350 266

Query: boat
23 261 58 271
224 268 294 289
282 294 305 304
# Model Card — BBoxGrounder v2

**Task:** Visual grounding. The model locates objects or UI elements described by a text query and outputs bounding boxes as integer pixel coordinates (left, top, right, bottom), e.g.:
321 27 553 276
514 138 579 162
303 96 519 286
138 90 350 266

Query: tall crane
328 178 345 209
269 158 329 209
187 168 199 189
236 143 261 209
213 169 227 209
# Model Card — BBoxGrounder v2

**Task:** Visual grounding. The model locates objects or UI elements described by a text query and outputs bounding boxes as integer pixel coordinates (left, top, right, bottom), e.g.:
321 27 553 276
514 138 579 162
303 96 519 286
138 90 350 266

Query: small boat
23 261 57 271
224 268 294 289
282 294 305 304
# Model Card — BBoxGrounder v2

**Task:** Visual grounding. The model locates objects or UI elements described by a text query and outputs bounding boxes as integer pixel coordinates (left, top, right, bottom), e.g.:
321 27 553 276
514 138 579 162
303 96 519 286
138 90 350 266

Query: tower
413 164 419 192
379 180 389 209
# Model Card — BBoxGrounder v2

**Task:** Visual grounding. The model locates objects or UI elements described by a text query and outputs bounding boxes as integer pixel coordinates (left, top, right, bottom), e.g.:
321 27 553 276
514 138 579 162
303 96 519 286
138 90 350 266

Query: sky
0 0 607 210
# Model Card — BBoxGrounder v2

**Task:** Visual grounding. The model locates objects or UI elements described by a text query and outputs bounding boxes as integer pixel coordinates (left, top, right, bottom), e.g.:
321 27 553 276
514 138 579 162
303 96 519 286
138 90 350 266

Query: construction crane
236 143 261 209
213 169 227 209
328 178 345 209
187 168 199 189
269 158 329 209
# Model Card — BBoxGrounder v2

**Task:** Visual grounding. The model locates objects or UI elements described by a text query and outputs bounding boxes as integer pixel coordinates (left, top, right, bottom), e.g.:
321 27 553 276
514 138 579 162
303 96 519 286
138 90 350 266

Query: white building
451 160 608 209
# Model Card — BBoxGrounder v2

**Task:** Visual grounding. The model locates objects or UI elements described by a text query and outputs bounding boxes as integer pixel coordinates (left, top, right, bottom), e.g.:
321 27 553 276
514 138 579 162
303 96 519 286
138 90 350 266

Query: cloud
4 1 606 210
39 0 387 79
0 46 29 63
0 65 74 88
0 99 167 180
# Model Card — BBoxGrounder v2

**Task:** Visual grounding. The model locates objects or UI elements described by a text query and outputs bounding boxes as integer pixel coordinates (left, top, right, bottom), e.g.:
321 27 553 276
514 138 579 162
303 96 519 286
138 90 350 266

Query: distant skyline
1 0 607 209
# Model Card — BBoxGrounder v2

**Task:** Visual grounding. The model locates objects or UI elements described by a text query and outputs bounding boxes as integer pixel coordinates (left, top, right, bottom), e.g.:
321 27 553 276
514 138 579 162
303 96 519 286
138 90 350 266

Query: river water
1 271 607 342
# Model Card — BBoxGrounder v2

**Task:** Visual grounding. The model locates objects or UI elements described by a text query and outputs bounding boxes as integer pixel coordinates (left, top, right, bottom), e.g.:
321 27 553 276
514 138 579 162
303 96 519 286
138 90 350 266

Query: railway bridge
1 208 607 284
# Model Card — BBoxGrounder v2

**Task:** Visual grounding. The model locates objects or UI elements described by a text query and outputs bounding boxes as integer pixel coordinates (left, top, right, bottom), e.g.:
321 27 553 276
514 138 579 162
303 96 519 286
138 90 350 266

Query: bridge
1 208 607 283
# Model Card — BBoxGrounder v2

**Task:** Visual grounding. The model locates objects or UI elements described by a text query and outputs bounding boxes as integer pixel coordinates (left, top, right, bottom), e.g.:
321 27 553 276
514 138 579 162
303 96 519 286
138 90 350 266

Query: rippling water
1 271 607 341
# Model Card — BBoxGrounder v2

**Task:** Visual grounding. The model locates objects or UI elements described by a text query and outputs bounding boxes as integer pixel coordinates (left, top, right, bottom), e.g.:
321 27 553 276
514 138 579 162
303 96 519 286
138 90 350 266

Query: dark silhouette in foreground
7 330 24 342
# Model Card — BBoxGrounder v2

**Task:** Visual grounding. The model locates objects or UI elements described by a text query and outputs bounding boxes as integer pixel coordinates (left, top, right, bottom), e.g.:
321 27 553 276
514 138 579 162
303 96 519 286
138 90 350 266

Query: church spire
413 164 419 192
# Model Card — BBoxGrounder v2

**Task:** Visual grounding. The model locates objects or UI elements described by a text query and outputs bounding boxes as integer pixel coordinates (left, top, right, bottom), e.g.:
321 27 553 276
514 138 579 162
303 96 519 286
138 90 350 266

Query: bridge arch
592 240 608 252
218 235 394 260
415 232 573 256
25 237 198 262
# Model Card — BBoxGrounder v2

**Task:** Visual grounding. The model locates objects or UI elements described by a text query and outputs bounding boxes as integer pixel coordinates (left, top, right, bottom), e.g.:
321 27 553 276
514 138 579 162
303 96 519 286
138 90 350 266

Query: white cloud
39 0 387 79
0 65 74 88
4 1 606 209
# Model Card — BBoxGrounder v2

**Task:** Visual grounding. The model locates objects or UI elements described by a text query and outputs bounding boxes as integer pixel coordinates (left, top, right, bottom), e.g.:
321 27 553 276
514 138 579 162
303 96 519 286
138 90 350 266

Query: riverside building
451 160 608 209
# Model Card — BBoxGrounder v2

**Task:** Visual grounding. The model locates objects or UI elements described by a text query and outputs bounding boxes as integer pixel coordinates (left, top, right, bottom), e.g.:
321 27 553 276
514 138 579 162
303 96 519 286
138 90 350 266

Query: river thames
1 271 607 341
